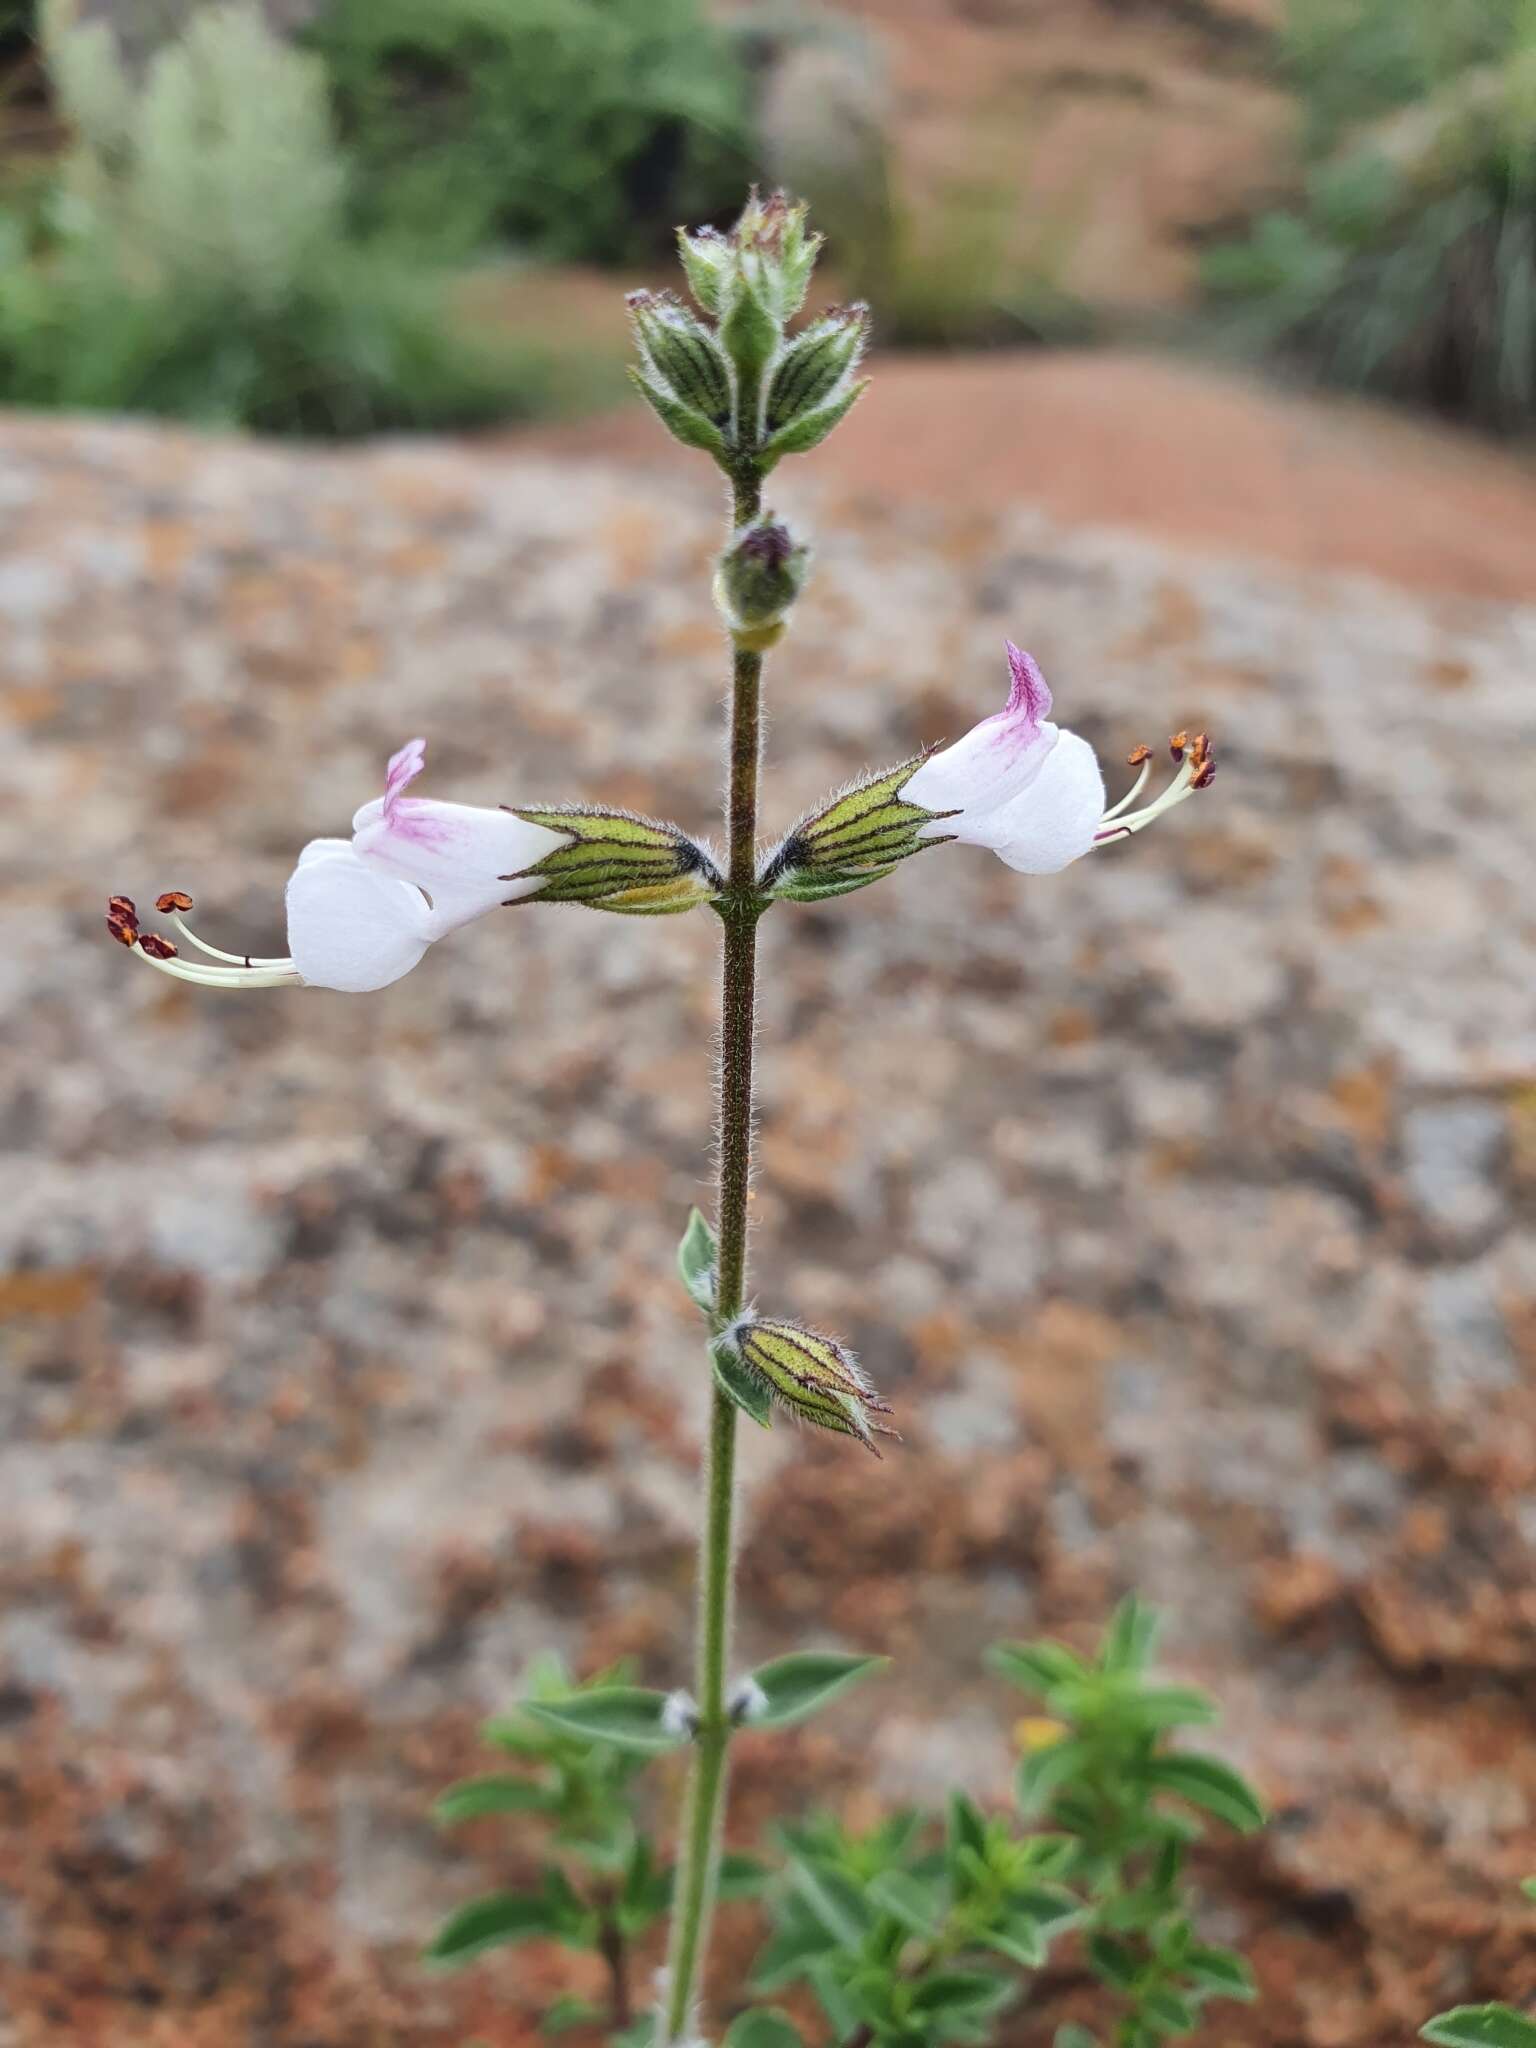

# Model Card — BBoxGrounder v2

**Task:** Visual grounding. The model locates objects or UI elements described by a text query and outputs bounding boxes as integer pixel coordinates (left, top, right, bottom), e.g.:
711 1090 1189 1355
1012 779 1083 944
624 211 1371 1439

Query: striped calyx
717 1316 897 1457
626 290 733 458
760 756 946 902
508 807 722 915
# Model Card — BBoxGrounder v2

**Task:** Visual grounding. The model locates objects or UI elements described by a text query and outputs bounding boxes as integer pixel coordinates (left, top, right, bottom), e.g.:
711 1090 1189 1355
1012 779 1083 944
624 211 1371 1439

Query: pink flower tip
1003 642 1052 727
383 737 427 819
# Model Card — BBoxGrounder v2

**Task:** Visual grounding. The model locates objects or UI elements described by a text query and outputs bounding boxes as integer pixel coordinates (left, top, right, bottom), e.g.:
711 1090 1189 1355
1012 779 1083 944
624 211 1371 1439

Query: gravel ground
1 410 1534 2044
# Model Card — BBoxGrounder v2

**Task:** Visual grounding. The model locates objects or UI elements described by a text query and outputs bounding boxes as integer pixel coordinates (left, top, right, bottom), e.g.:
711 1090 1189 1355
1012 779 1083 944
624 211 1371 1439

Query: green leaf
677 1207 717 1313
808 1960 864 2037
1056 2029 1100 2048
1184 1943 1257 2000
1011 1883 1085 1938
433 1773 553 1825
1140 1987 1197 2034
1144 1753 1267 1833
868 1869 944 1938
947 1790 989 1866
909 1970 1015 2017
540 1994 604 2034
987 1640 1092 1697
747 1651 887 1730
752 1919 837 1991
1520 1877 1536 1904
1101 1595 1161 1674
984 1923 1046 1969
718 1852 772 1899
524 1687 685 1756
791 1857 874 1947
1422 2011 1536 2048
712 1339 775 1428
1126 1686 1219 1731
1015 1736 1090 1815
1087 1934 1140 1991
424 1891 567 1967
723 2013 806 2048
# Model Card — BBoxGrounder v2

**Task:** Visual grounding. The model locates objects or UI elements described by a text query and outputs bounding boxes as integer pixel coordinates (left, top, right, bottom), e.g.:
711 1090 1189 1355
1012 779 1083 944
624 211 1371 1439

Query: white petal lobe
351 798 567 934
285 848 434 992
905 717 1058 822
971 729 1106 873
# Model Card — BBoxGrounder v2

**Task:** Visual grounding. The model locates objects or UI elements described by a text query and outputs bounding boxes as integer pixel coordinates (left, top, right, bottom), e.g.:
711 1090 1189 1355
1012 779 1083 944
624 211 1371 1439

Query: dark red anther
138 932 179 960
156 891 194 914
107 895 137 923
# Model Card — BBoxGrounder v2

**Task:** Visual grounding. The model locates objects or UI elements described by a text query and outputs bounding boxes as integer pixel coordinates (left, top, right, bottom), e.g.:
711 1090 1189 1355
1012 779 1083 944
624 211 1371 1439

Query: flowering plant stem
662 465 767 2041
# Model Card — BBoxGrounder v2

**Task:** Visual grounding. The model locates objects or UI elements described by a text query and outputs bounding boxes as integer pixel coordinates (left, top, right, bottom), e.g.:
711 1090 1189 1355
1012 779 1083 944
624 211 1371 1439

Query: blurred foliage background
1 0 1535 438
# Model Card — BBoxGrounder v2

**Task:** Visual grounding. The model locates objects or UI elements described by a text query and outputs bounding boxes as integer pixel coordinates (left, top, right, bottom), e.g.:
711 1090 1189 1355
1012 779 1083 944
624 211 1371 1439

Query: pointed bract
721 1315 897 1456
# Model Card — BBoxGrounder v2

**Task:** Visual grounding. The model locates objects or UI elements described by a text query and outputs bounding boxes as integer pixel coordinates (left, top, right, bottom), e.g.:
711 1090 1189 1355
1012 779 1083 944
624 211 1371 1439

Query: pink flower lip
382 737 428 822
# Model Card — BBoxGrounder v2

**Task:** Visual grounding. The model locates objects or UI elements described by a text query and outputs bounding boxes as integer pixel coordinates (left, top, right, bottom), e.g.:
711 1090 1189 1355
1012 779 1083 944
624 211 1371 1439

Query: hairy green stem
662 463 765 2042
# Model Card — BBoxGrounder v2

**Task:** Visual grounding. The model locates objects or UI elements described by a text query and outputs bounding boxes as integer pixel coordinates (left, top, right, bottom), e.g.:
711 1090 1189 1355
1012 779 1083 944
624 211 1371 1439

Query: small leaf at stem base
744 1650 887 1729
523 1687 687 1756
677 1206 718 1313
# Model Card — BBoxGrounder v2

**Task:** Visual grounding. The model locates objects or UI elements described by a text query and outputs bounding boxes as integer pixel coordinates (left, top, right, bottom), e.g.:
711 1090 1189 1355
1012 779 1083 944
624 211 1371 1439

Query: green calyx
715 1315 897 1456
760 756 944 901
512 806 722 915
632 189 863 470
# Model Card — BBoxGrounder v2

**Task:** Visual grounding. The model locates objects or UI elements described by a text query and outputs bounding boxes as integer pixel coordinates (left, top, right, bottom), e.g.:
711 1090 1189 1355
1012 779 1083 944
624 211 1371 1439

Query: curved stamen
1101 745 1154 823
127 946 300 989
1093 732 1212 849
153 893 288 968
167 915 288 969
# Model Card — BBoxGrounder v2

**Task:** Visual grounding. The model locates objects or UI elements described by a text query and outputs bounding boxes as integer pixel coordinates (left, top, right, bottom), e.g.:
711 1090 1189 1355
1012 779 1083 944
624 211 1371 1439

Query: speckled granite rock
1 411 1534 2044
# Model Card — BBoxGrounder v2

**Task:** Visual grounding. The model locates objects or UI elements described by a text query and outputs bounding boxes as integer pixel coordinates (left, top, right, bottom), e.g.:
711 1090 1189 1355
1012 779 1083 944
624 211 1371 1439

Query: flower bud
759 756 936 901
731 188 822 323
508 806 722 915
714 515 810 642
626 290 733 430
764 304 869 436
719 1315 897 1457
677 224 733 317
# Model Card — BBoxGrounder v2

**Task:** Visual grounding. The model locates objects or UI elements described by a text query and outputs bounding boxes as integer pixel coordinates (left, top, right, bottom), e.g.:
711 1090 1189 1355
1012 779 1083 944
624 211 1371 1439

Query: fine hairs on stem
661 473 766 2040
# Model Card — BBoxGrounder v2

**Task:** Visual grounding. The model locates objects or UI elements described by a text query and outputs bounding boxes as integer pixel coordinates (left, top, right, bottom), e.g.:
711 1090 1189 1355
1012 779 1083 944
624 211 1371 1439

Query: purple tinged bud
716 514 811 634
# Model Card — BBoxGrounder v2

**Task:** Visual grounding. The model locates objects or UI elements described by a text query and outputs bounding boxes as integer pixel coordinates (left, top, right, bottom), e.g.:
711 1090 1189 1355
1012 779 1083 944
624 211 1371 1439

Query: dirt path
516 346 1536 606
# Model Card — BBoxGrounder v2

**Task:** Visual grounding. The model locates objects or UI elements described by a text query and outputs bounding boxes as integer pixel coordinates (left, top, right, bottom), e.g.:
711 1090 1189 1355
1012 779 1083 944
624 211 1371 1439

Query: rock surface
1 406 1535 2043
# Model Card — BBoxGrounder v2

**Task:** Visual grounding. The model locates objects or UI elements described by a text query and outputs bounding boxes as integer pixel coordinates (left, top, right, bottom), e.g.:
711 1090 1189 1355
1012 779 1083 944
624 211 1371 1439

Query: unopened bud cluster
628 190 869 471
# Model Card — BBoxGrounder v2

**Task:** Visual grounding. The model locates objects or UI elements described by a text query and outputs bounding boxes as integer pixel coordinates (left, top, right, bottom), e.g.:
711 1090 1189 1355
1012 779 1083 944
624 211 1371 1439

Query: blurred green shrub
1206 0 1536 431
309 0 753 265
0 0 559 436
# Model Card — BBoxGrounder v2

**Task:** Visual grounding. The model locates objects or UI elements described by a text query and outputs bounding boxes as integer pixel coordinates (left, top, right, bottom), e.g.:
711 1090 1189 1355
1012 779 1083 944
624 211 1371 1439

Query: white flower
108 738 566 994
903 643 1212 874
